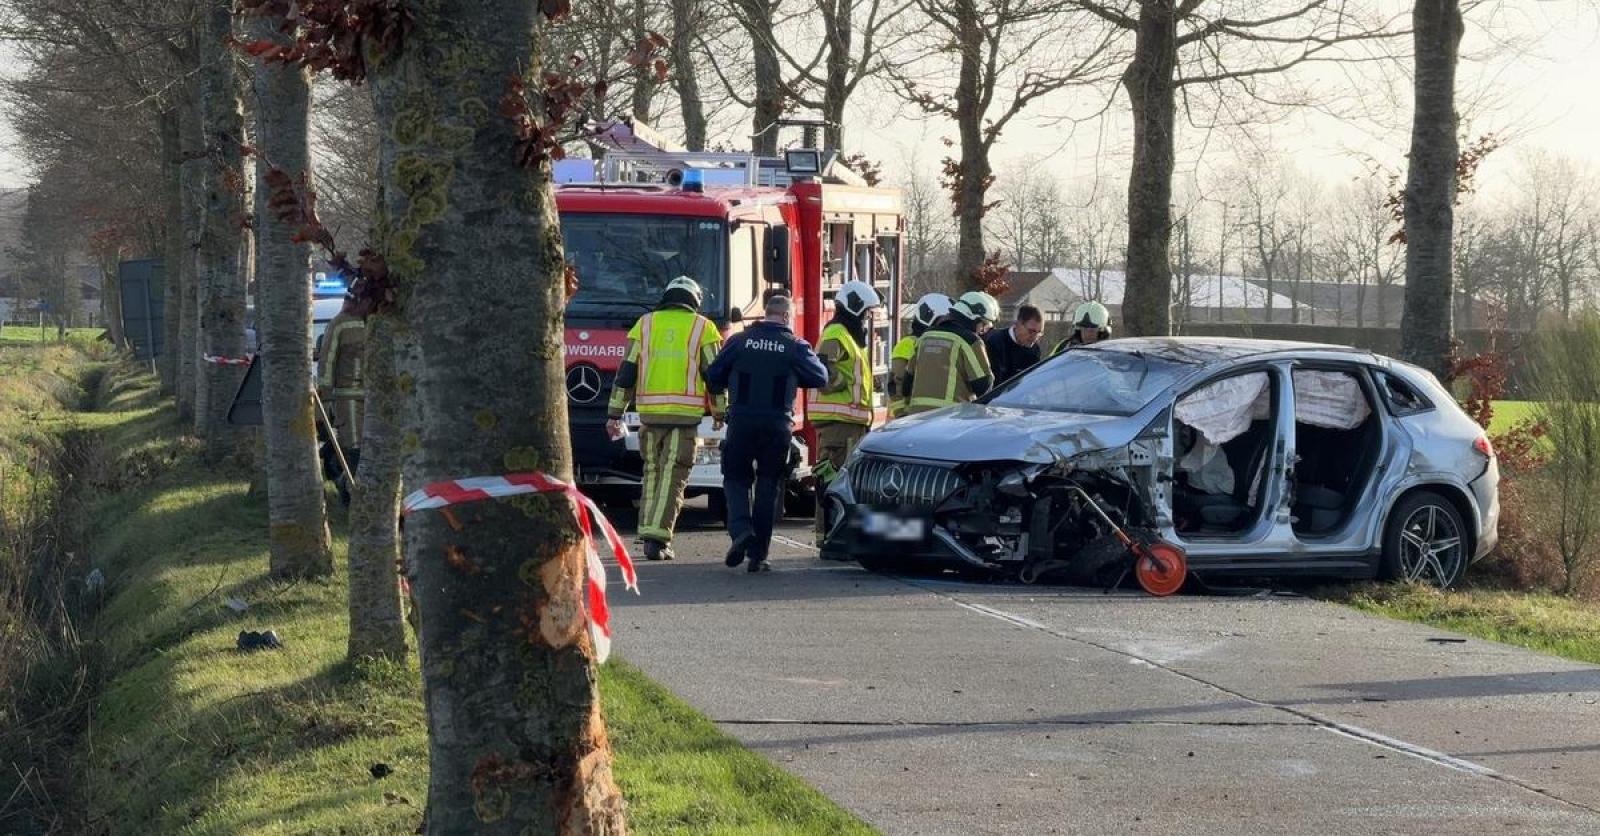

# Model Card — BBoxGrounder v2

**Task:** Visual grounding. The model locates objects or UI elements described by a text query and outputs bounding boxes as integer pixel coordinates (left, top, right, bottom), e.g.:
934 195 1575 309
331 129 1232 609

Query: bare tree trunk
159 107 182 392
1121 2 1177 337
737 0 784 155
821 0 852 149
195 0 248 454
372 4 627 831
629 0 655 121
1400 0 1464 379
953 0 990 287
249 15 335 580
177 87 205 423
347 312 407 663
670 0 707 149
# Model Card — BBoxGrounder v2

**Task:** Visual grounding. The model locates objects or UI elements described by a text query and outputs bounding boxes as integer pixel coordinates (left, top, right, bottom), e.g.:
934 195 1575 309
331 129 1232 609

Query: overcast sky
1 2 1595 202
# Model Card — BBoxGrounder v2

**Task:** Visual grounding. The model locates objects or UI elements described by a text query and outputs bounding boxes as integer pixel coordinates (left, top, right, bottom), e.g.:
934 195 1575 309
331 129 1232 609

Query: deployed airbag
1293 370 1370 429
1175 372 1270 445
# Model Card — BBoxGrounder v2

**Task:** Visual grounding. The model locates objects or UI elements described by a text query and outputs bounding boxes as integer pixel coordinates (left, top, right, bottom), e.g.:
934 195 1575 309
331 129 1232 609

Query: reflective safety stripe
685 316 707 394
635 310 711 418
810 323 874 426
636 393 705 407
809 402 874 422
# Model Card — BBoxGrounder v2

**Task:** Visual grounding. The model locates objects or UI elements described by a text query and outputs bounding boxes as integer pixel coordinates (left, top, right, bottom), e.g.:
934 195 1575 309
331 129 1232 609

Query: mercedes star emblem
565 364 602 405
882 464 905 499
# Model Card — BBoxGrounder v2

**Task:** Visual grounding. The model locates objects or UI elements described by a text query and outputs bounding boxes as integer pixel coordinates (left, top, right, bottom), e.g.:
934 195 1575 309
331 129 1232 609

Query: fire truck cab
557 121 907 514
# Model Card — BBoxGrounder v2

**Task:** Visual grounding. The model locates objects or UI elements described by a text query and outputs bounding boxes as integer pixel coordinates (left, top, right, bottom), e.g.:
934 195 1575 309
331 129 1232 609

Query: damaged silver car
821 338 1499 589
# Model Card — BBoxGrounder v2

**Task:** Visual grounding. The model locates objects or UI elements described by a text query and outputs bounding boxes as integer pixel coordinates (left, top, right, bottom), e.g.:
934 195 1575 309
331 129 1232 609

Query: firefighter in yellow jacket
606 277 726 561
317 292 372 503
903 291 999 415
887 293 951 419
809 280 882 540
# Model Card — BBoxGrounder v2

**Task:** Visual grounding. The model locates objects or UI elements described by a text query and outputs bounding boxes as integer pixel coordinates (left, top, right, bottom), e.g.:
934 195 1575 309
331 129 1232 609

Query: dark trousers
721 417 793 561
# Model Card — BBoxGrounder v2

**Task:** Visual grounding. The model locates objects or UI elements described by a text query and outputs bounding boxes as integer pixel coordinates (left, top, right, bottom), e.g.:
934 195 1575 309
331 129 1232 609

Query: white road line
771 534 819 552
919 582 1596 812
1319 722 1499 777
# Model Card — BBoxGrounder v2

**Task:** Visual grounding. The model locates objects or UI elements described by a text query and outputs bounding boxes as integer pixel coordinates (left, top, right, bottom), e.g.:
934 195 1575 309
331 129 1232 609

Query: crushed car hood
863 403 1144 464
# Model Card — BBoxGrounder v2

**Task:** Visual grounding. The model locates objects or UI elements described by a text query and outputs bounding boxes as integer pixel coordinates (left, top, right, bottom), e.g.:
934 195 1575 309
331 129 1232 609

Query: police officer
888 293 951 419
705 293 827 572
808 279 882 541
317 290 372 502
1050 300 1113 356
606 277 726 561
902 290 999 415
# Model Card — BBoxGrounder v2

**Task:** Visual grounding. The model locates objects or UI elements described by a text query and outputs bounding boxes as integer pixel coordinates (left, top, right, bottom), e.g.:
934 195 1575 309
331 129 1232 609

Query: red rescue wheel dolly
1065 484 1189 597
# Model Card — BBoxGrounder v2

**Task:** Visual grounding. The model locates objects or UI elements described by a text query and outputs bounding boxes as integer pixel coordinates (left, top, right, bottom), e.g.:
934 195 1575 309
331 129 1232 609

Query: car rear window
986 348 1190 416
1377 370 1434 414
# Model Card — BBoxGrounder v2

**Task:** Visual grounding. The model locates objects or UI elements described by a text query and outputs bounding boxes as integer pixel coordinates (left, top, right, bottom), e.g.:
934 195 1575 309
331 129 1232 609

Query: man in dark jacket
983 304 1044 385
706 293 829 572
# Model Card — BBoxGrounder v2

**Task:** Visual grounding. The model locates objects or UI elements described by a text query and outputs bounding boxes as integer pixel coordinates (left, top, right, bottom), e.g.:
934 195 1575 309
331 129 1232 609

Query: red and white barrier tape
400 473 638 663
201 353 253 366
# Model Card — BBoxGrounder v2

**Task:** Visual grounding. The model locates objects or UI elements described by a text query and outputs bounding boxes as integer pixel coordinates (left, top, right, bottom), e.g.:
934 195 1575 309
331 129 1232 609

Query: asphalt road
609 500 1600 835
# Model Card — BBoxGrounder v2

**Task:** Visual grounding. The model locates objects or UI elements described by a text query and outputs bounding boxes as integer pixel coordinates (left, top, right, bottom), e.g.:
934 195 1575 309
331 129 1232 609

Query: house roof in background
1049 268 1314 312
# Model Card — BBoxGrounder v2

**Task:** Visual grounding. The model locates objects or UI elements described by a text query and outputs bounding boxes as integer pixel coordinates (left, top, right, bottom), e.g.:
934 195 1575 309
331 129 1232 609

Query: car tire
1380 490 1468 589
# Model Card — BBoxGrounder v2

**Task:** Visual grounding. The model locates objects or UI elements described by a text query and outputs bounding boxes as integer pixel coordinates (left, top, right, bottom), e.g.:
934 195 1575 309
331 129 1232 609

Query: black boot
725 533 753 568
644 539 675 561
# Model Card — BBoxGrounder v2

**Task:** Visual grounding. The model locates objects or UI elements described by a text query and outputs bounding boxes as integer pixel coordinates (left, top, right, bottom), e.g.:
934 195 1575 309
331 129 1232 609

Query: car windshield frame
982 347 1194 417
560 212 729 319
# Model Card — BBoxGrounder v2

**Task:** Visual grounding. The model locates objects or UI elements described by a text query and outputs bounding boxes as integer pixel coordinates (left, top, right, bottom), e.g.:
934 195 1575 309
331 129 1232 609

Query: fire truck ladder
586 118 864 188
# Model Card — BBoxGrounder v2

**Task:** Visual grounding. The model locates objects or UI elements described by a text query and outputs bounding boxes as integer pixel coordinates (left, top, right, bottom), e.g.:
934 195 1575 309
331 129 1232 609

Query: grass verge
44 358 872 834
1334 582 1600 667
0 326 107 347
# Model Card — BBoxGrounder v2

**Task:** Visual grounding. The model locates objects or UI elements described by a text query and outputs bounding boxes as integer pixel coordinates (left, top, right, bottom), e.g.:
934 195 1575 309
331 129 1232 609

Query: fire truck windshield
561 213 728 317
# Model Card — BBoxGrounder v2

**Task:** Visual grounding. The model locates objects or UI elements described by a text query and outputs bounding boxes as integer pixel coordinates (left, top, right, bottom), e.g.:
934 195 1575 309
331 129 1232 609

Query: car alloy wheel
1392 495 1466 588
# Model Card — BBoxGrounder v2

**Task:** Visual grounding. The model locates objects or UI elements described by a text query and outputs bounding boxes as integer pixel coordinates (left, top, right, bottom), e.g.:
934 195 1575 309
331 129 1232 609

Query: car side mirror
765 226 792 289
729 308 744 324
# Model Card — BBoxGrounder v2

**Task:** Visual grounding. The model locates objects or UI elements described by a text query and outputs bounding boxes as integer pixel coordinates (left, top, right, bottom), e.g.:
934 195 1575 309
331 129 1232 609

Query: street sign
118 258 165 361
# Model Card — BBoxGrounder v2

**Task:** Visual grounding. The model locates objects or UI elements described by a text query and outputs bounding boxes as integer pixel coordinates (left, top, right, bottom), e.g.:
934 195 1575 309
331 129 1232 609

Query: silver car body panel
836 338 1499 578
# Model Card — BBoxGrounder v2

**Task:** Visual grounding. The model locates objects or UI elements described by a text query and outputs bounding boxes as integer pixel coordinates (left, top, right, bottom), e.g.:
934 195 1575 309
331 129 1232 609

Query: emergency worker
808 280 883 540
1050 300 1113 356
887 293 951 419
317 290 372 501
606 276 726 561
705 293 828 572
902 291 999 415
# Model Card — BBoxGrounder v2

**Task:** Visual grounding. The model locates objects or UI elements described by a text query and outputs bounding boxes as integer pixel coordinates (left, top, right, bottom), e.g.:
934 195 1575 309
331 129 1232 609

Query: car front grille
850 456 965 509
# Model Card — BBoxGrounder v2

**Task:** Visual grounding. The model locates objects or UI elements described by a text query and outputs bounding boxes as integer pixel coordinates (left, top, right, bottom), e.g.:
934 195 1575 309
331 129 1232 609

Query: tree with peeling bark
365 2 628 829
1400 0 1465 378
892 0 1121 287
194 0 249 455
243 13 335 580
1066 0 1407 336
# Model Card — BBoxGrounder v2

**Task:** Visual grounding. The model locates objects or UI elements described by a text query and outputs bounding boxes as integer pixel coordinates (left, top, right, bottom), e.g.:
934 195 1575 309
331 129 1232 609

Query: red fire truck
557 121 907 514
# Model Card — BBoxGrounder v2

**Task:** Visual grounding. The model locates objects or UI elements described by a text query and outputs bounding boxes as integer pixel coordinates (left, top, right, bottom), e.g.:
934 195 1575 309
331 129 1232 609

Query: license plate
862 511 925 541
